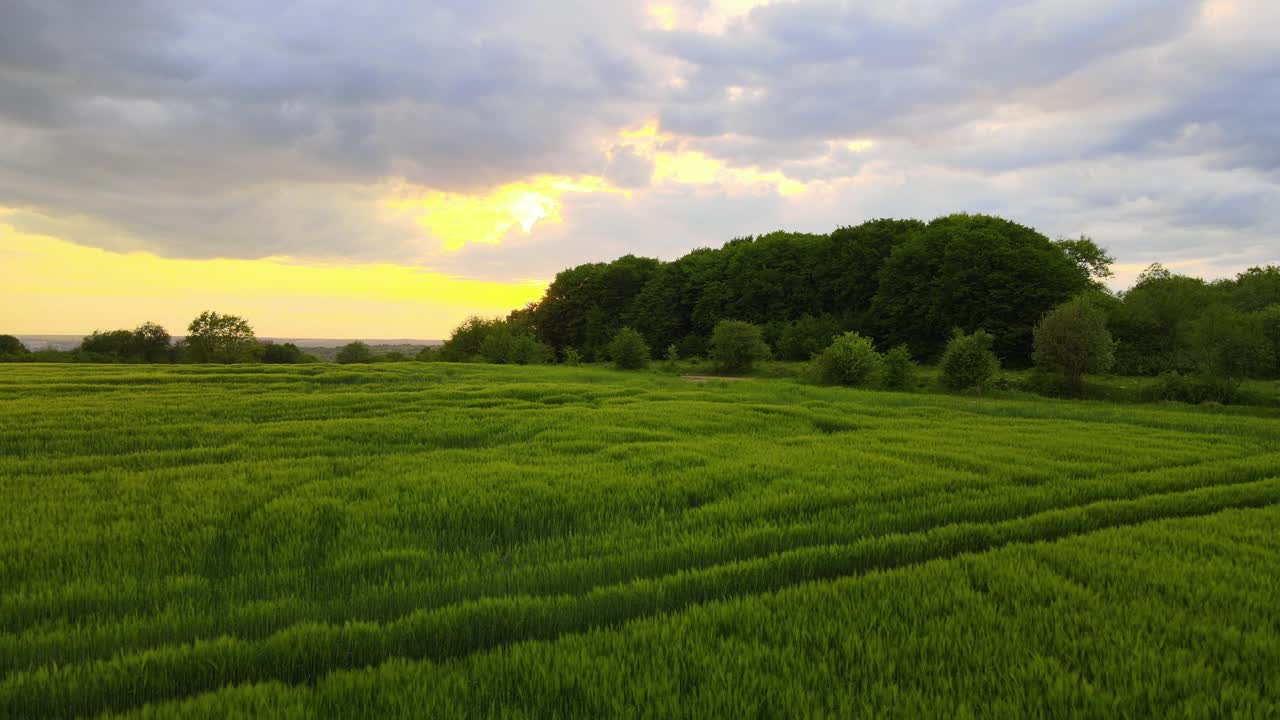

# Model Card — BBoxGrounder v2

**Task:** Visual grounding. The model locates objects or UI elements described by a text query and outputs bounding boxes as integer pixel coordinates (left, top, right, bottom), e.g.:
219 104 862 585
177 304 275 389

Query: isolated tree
940 329 999 391
0 335 28 356
710 320 771 374
607 327 650 370
186 311 257 363
1032 297 1116 394
813 332 882 386
882 344 916 390
336 341 374 364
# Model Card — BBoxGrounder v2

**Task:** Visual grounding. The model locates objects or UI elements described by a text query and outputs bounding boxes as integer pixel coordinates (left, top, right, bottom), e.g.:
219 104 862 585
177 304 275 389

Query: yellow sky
0 117 833 338
0 224 544 338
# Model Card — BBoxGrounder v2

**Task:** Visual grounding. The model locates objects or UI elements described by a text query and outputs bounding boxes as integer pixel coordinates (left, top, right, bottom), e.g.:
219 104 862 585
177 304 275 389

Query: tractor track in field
6 479 1280 719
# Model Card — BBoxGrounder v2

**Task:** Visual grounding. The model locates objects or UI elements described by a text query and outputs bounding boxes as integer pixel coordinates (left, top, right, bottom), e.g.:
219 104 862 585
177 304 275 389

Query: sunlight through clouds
383 176 621 251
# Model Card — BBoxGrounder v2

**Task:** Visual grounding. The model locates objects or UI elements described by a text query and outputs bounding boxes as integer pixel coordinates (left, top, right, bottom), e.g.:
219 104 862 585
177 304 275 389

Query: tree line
433 213 1279 399
4 212 1277 402
0 312 423 365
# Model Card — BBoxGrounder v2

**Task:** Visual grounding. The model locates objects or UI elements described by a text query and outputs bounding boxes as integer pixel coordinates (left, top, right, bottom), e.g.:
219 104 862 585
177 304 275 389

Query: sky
1 0 1277 338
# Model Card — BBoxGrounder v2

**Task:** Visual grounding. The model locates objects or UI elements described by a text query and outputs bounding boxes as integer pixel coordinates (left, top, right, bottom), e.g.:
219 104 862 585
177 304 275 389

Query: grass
1 362 1278 718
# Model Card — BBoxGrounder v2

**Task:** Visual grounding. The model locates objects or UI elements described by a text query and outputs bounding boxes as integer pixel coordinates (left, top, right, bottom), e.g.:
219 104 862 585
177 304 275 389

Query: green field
2 363 1279 718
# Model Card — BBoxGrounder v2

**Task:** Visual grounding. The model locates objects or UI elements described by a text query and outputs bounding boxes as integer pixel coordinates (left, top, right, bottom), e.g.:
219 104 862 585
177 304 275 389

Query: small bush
608 328 650 370
562 347 582 366
812 332 882 386
415 346 438 362
882 344 915 389
940 330 999 391
710 320 771 374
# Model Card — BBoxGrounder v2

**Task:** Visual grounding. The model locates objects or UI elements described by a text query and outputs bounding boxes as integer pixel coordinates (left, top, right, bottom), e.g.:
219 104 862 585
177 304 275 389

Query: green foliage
665 343 679 364
1055 234 1116 282
940 329 999 390
561 347 582 366
478 323 553 365
1188 304 1265 381
0 334 27 355
262 343 306 364
869 214 1089 363
1110 264 1212 375
812 332 882 386
710 320 771 374
675 333 707 360
185 311 257 363
1032 297 1116 394
78 329 137 359
439 316 500 362
335 341 374 364
1149 371 1242 405
1229 265 1280 313
1257 304 1280 379
882 344 916 389
415 346 439 362
77 322 173 363
607 327 649 370
767 314 842 361
2 363 1279 718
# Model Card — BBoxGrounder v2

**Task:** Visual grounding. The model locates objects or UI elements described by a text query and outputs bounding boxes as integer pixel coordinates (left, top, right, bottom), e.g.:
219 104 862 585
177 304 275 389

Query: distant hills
15 335 442 359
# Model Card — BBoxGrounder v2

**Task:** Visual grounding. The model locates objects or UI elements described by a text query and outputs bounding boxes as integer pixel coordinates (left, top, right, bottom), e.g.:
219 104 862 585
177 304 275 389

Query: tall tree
186 311 258 363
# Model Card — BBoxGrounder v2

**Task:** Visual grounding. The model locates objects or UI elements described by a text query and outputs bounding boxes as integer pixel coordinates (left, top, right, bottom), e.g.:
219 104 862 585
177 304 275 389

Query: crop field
2 363 1279 718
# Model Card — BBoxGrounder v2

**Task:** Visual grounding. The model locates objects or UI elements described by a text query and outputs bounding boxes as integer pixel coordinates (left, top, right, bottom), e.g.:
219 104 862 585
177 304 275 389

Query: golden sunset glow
613 119 808 195
384 176 619 251
0 223 545 338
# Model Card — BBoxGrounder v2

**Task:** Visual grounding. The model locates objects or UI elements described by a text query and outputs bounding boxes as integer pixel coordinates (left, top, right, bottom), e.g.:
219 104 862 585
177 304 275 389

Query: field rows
1 364 1278 717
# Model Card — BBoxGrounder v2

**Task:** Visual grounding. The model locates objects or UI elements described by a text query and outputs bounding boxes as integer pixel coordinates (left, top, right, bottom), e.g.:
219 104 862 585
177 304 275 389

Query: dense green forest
515 214 1278 375
4 213 1278 399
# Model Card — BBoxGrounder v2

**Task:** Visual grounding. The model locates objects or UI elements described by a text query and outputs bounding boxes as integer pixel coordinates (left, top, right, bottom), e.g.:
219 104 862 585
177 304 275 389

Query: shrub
812 332 882 386
710 320 771 374
1032 296 1116 395
508 334 553 365
562 347 582 366
882 344 915 389
415 346 438 362
262 343 305 364
478 325 551 365
336 341 374 364
940 329 999 391
676 334 707 360
768 314 841 361
1151 371 1241 405
607 327 650 370
440 316 501 362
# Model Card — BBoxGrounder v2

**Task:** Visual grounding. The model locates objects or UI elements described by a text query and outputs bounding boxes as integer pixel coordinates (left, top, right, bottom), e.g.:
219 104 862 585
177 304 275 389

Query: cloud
0 0 1277 291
